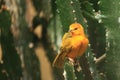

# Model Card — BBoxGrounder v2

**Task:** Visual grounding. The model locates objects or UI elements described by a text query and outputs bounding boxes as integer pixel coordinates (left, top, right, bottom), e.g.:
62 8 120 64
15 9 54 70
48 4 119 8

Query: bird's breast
67 36 89 59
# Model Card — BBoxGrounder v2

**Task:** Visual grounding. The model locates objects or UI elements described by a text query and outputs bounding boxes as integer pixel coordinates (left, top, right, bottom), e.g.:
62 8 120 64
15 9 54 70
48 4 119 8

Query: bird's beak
68 29 72 32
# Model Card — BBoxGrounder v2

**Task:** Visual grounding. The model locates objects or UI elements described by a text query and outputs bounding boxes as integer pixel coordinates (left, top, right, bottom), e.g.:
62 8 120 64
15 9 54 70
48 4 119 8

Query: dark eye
74 28 78 30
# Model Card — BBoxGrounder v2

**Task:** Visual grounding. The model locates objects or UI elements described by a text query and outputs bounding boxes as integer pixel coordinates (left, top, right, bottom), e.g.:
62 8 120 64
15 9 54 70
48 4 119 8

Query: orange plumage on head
52 23 89 68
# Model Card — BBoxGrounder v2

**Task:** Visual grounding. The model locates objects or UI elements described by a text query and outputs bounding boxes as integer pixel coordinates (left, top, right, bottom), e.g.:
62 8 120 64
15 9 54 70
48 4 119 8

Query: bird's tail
52 52 67 68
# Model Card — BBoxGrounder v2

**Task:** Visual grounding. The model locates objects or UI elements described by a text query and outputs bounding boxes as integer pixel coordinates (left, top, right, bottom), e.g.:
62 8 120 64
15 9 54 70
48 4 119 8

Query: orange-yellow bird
53 23 89 68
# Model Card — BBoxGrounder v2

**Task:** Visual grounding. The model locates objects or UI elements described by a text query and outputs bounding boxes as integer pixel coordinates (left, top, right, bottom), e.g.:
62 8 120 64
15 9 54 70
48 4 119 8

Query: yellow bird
53 23 89 68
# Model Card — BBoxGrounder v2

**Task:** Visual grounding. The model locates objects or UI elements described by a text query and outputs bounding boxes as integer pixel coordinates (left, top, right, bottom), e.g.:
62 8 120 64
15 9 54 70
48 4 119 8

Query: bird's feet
68 58 82 72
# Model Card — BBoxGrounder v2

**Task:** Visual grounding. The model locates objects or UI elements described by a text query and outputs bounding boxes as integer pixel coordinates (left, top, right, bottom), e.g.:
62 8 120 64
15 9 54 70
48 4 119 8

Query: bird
52 23 89 68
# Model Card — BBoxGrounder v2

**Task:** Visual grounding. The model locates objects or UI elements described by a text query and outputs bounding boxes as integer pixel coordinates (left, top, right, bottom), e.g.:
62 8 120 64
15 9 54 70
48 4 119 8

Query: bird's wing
52 33 72 68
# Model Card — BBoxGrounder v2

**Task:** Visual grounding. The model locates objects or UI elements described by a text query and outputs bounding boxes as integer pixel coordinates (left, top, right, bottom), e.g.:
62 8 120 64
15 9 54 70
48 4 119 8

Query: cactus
81 1 106 80
0 9 22 80
81 1 106 58
64 60 76 80
55 0 101 80
18 0 41 80
1 0 120 80
0 0 42 80
56 0 84 79
99 0 120 80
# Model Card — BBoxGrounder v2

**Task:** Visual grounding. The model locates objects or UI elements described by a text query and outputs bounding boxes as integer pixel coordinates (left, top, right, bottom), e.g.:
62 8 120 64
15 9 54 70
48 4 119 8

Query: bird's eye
74 28 78 30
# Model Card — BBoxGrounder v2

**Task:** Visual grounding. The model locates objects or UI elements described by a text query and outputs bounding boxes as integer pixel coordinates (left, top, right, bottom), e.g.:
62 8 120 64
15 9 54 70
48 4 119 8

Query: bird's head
69 23 85 36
